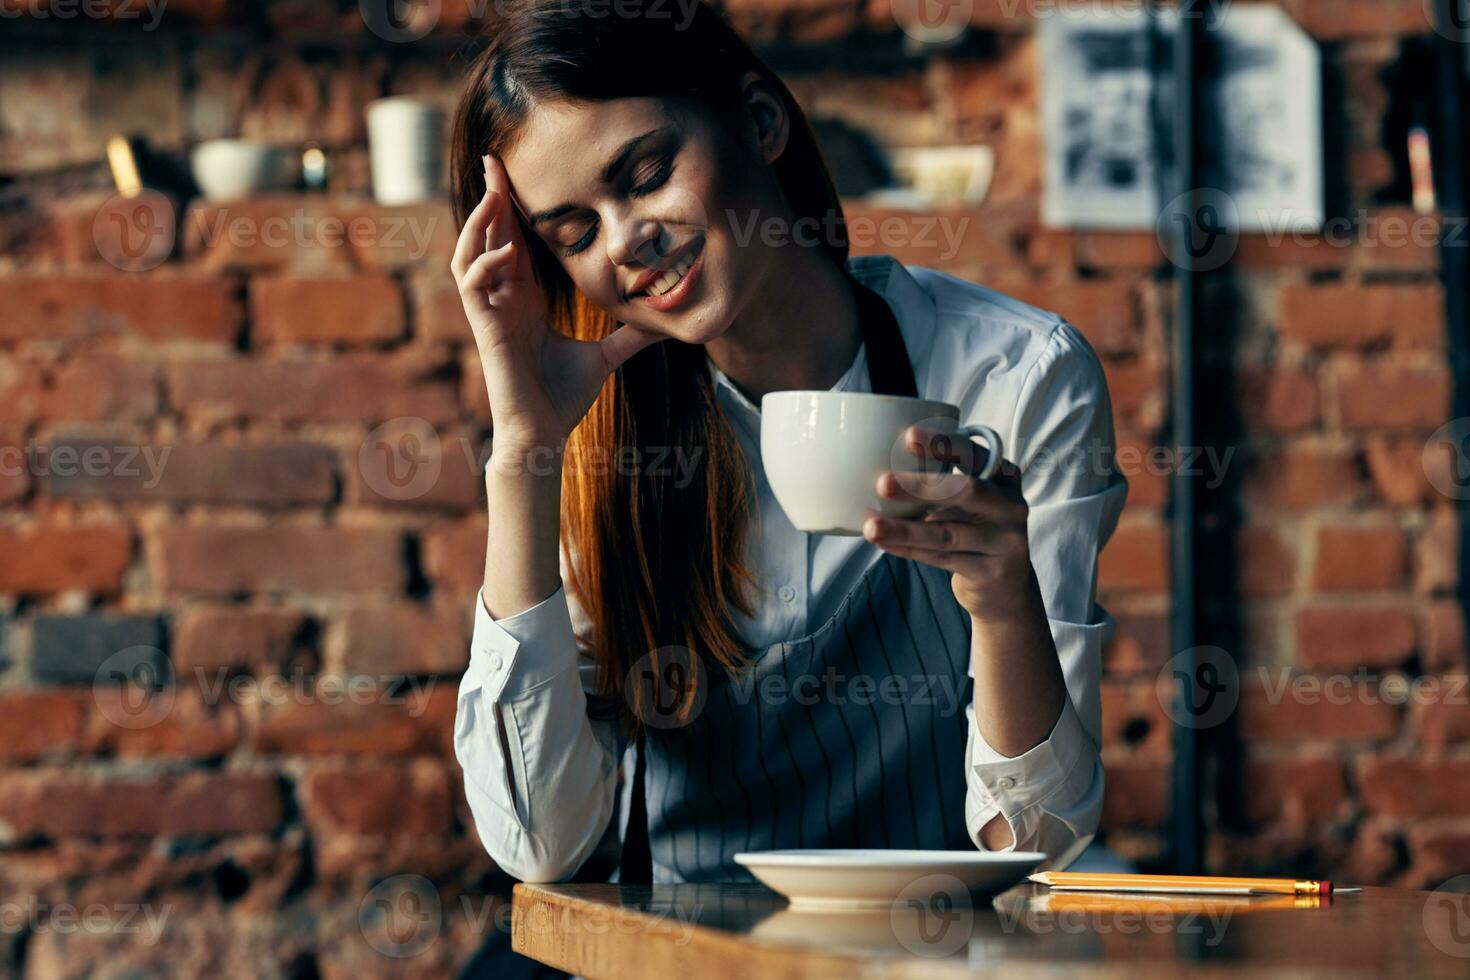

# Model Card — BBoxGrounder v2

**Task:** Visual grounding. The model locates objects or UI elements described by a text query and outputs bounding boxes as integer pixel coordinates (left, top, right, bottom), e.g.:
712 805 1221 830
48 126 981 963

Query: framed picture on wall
1039 4 1323 232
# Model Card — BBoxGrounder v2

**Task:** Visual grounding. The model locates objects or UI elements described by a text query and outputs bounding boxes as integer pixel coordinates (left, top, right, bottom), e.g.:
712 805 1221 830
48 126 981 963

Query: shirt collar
704 254 938 416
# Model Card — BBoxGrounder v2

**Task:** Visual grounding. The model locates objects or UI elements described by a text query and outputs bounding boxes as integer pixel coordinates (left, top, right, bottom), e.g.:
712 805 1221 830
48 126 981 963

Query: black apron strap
849 271 919 399
619 729 653 883
618 267 918 885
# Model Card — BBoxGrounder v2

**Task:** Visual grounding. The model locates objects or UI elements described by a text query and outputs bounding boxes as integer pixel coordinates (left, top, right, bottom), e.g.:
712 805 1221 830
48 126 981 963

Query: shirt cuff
469 581 578 702
966 693 1097 848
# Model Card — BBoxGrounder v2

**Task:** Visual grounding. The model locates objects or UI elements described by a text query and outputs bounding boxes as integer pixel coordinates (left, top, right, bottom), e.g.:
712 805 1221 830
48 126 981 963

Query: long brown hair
450 1 852 729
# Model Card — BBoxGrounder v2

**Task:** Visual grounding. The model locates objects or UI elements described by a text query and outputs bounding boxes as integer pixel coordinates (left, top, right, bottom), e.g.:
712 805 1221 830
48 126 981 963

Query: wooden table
512 881 1470 978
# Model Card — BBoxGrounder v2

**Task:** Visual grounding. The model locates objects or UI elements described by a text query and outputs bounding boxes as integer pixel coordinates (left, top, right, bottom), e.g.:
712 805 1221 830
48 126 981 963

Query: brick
327 604 467 676
1364 435 1437 506
44 439 337 507
33 614 165 685
1359 756 1470 817
1098 356 1165 433
1100 603 1169 675
1309 521 1406 592
408 269 471 343
1233 233 1356 271
182 196 357 272
1244 756 1345 825
1277 282 1444 351
0 356 159 423
1331 360 1452 430
1099 680 1169 756
152 525 407 595
86 688 242 760
1423 600 1467 674
1349 207 1443 273
461 346 490 424
1100 753 1168 828
1111 433 1167 510
0 771 284 840
984 276 1138 355
1073 232 1163 272
249 275 405 346
1413 677 1470 748
0 524 132 594
276 682 451 758
0 424 26 502
166 351 460 425
348 422 485 510
172 607 311 673
1236 365 1318 433
1294 606 1416 670
0 273 243 343
1098 518 1168 593
1415 509 1458 594
1237 524 1296 597
0 49 183 176
1242 441 1364 510
300 761 453 836
342 201 457 270
0 691 87 761
422 516 486 594
846 202 1018 271
1237 675 1400 742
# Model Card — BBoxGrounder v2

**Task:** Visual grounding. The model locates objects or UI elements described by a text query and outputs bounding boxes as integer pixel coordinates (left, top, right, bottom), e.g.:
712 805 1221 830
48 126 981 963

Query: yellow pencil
1029 871 1354 896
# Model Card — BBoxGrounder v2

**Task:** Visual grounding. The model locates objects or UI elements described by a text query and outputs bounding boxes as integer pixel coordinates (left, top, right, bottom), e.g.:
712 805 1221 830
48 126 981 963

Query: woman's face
499 80 791 346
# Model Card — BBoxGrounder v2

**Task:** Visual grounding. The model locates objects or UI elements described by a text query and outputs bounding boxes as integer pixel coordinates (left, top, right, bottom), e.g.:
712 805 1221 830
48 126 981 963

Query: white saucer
734 849 1046 910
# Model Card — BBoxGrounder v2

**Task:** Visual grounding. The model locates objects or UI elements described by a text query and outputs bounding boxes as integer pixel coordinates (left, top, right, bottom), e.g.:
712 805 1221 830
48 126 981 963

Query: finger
483 153 520 253
880 469 1020 521
864 514 1005 552
452 185 497 279
862 514 1010 555
858 533 979 575
906 424 1020 491
461 240 518 296
905 424 984 475
601 321 667 372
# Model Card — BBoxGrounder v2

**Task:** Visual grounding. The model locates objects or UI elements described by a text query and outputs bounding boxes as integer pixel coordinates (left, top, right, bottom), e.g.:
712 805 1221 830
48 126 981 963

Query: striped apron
643 551 976 882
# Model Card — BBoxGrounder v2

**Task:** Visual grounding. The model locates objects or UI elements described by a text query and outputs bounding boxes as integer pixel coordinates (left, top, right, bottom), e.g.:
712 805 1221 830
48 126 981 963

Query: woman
449 1 1127 887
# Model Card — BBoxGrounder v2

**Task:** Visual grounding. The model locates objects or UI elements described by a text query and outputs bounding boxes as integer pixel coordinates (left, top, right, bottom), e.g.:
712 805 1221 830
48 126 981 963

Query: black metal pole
1168 0 1203 875
1432 1 1470 677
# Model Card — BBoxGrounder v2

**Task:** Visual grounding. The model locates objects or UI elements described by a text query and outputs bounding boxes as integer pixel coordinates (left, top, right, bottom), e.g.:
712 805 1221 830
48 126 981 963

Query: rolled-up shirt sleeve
455 577 622 883
963 320 1127 869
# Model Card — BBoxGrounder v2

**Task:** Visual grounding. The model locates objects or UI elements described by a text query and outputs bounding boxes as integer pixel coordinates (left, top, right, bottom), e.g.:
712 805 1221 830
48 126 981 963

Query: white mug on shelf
366 96 445 206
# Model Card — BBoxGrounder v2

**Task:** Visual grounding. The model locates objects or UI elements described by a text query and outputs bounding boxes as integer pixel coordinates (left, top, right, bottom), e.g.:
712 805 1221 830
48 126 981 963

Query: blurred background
1 0 1467 976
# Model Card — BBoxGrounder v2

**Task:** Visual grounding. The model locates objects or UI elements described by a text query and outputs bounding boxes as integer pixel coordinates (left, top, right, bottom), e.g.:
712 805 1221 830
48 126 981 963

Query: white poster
1040 4 1322 232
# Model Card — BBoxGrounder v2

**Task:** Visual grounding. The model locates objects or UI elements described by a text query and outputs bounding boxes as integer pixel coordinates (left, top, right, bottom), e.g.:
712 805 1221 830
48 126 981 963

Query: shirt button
490 655 503 672
777 585 796 603
997 776 1017 791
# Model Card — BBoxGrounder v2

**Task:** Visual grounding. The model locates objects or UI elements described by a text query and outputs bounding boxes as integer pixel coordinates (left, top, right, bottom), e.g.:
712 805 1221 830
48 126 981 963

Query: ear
737 70 790 166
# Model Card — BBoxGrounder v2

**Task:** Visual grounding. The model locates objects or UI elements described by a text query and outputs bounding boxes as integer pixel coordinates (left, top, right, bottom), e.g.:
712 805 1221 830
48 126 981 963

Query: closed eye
560 153 677 256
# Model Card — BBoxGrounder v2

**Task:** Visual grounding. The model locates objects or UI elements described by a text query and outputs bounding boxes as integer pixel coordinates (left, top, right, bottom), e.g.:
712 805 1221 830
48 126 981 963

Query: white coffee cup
760 391 1004 536
190 139 287 201
366 96 445 206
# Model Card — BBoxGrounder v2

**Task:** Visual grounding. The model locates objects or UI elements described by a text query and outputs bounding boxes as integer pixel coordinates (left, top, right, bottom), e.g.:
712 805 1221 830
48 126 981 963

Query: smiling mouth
632 239 703 298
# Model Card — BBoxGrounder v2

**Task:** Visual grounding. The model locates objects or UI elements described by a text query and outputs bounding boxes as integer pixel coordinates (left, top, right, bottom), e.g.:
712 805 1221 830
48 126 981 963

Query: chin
626 296 730 347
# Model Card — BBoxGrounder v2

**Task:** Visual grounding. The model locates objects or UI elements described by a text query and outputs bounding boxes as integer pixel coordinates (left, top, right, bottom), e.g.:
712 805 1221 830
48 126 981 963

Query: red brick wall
0 1 1465 973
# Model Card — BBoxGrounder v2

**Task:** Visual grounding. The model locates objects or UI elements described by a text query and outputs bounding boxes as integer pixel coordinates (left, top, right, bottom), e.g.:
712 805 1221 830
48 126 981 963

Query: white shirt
455 253 1128 882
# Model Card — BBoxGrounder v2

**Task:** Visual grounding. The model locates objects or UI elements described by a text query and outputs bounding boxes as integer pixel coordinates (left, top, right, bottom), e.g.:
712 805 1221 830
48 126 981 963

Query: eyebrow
523 126 671 226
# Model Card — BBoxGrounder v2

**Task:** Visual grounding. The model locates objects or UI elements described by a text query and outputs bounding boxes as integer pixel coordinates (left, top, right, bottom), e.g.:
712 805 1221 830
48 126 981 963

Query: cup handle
956 424 1004 481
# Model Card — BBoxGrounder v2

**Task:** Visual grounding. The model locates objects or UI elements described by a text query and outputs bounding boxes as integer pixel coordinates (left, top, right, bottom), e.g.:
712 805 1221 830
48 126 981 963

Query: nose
605 211 672 270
